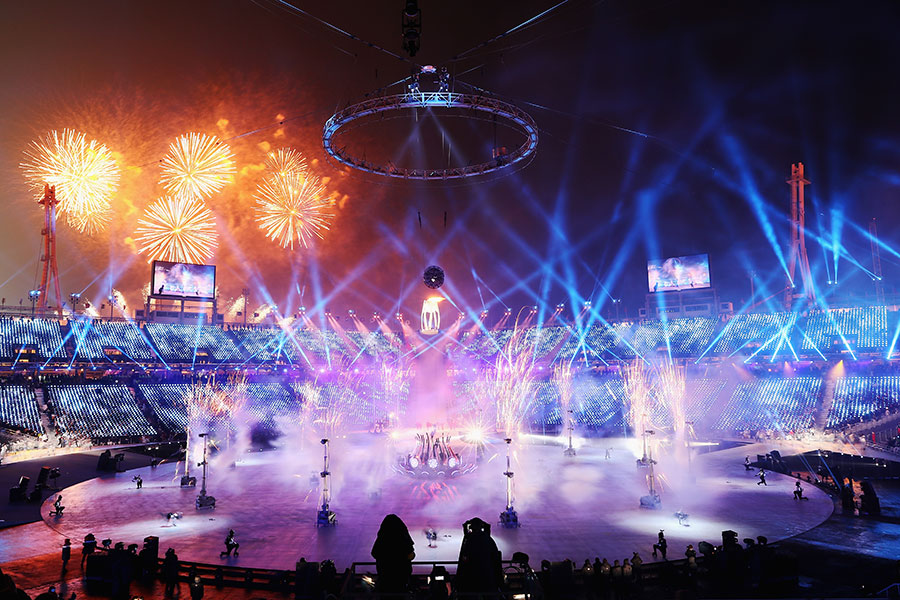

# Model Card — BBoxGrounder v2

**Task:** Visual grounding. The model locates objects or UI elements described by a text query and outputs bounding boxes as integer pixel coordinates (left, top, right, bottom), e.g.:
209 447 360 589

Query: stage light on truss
348 309 356 316
395 312 403 320
427 458 438 469
409 457 420 468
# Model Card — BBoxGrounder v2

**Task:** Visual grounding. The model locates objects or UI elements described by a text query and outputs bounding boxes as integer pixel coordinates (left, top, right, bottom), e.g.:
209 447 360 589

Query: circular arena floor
36 436 833 570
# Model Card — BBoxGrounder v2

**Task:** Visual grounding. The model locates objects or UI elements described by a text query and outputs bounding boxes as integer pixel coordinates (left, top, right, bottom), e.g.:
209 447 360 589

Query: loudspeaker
36 466 51 487
142 536 159 565
722 530 738 547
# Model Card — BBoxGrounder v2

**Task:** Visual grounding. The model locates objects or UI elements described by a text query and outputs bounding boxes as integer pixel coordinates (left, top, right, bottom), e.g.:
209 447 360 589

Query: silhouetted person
757 468 767 486
371 514 415 595
52 495 64 516
34 585 59 600
81 533 97 569
744 456 752 471
163 548 180 597
455 517 503 596
652 530 667 559
133 475 142 489
0 567 31 600
61 539 71 572
189 575 204 600
794 481 809 500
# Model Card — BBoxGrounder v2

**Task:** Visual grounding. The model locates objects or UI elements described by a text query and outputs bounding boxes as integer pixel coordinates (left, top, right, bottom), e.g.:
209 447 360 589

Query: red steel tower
37 184 63 317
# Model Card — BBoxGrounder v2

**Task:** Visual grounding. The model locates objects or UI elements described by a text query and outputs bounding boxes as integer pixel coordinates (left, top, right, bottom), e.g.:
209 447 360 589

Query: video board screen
151 261 216 300
647 253 710 293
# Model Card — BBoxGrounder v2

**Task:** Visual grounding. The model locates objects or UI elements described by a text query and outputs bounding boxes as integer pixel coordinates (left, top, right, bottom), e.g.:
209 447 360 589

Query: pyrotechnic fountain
554 363 577 456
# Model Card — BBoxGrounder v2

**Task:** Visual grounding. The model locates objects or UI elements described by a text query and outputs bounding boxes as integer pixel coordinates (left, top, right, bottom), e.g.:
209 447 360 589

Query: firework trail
622 359 651 435
553 362 575 437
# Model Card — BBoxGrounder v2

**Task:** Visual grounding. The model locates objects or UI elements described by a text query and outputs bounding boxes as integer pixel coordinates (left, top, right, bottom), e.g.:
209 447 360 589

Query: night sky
1 1 899 321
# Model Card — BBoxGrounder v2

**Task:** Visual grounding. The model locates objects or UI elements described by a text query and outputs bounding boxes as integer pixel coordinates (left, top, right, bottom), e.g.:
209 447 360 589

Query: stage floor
7 436 833 571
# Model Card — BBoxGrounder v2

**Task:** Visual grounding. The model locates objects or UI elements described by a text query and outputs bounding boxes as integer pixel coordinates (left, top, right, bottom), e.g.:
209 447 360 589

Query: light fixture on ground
639 430 661 510
317 438 336 527
195 432 216 510
563 409 577 457
499 437 520 528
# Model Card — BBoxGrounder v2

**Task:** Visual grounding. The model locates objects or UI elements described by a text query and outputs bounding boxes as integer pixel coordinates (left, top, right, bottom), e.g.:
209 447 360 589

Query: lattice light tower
784 163 815 310
869 218 885 305
37 184 63 317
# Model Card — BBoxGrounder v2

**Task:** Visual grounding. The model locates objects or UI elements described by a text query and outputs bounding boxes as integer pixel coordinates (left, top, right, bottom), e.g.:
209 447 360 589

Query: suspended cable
262 0 416 65
450 0 575 61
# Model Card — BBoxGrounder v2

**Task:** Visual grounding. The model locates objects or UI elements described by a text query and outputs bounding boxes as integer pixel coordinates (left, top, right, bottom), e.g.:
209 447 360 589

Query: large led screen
151 261 216 300
647 254 710 293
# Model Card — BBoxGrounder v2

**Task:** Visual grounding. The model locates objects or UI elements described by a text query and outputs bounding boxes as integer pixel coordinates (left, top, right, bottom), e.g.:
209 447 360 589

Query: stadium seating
229 326 305 363
138 383 191 432
0 318 67 361
144 322 243 362
46 384 156 440
827 375 900 429
714 376 822 432
0 385 42 434
801 306 889 353
69 319 157 361
712 312 797 356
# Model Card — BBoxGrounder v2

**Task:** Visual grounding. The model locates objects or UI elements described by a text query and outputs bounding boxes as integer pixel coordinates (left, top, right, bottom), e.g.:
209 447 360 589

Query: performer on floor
794 481 809 500
652 530 667 559
52 495 64 516
757 468 767 486
744 456 752 471
220 529 240 557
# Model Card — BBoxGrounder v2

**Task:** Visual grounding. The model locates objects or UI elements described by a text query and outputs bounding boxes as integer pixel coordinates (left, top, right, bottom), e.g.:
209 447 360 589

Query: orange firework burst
265 148 308 181
254 174 331 250
20 129 119 234
135 196 217 263
159 132 235 200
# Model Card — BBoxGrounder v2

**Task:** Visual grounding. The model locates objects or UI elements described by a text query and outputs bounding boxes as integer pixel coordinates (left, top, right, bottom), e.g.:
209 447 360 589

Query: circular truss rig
322 91 539 180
